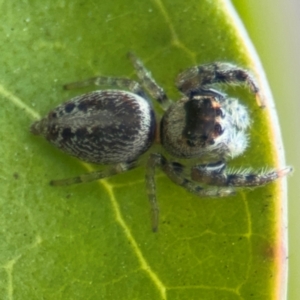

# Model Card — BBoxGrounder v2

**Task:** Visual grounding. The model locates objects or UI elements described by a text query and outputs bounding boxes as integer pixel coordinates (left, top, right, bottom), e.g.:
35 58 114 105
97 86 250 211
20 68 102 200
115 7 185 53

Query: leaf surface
0 1 287 299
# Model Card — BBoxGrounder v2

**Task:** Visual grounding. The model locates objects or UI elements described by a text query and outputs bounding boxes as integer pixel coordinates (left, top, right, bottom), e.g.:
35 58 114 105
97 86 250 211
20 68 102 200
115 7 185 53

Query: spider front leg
50 161 138 186
191 162 292 187
128 52 172 110
146 154 235 232
176 62 264 107
64 75 148 99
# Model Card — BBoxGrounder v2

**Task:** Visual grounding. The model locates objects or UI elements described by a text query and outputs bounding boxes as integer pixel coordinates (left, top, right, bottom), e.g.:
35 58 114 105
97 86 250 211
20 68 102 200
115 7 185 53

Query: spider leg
63 76 148 99
146 154 235 232
191 163 292 187
189 88 226 100
128 52 172 110
176 62 264 107
50 161 138 186
145 154 161 232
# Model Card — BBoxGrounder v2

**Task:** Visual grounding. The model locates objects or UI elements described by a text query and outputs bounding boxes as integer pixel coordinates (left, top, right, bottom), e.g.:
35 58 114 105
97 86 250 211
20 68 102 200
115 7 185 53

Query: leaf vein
101 179 167 300
0 84 40 119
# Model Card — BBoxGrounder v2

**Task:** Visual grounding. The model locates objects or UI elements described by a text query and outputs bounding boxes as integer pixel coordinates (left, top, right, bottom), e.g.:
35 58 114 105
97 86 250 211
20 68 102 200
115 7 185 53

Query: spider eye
214 123 223 135
215 108 224 118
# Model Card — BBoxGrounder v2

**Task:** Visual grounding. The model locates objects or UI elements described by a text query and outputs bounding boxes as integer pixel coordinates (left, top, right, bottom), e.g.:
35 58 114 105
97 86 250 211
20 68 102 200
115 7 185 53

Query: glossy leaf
0 1 288 299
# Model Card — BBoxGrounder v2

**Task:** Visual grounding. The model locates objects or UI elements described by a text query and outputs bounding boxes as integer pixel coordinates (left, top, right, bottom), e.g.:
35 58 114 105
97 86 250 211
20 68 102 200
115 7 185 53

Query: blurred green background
232 1 300 299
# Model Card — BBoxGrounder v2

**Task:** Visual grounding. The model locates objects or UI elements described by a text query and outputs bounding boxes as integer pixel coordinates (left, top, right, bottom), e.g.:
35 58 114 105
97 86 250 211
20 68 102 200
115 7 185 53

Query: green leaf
0 1 288 299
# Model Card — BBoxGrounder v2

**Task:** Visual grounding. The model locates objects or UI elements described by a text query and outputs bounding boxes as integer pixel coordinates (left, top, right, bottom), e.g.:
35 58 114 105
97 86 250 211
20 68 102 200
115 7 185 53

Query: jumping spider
30 53 291 232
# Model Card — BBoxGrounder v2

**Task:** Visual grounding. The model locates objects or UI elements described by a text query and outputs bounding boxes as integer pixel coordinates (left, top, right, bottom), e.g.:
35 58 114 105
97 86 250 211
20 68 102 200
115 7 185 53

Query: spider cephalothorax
160 93 249 160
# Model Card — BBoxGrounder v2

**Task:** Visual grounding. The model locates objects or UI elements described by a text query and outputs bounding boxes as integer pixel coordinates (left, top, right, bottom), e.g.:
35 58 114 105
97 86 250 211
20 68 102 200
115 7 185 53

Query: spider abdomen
31 90 156 164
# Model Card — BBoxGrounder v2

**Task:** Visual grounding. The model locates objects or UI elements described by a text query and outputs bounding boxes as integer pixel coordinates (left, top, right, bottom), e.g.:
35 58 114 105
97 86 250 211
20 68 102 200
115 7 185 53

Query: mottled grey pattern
31 90 156 164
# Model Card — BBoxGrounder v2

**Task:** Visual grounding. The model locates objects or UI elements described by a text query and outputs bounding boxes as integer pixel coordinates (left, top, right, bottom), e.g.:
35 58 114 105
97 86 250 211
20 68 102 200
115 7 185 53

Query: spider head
182 96 224 147
160 95 250 160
